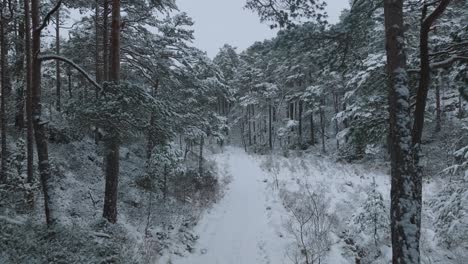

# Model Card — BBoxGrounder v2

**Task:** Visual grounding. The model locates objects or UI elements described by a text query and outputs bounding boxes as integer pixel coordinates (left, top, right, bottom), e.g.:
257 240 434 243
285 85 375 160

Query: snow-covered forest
0 0 467 263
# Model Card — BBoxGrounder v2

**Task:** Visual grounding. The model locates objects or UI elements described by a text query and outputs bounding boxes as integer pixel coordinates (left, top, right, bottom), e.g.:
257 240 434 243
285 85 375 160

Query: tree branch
38 54 102 92
431 56 468 69
409 56 468 73
421 0 452 29
35 0 63 33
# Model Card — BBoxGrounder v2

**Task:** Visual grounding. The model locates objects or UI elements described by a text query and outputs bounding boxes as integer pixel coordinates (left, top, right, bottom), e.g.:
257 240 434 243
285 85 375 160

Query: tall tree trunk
298 100 303 146
412 0 451 145
147 79 159 159
93 0 101 144
333 90 340 149
15 10 25 130
25 0 34 184
31 0 58 225
94 0 101 86
163 164 167 200
199 135 204 176
0 4 9 183
435 73 442 132
67 69 72 98
252 105 256 145
241 110 247 152
103 0 120 224
320 104 325 153
55 7 61 112
102 0 109 82
384 0 419 263
269 102 272 150
248 105 252 146
310 111 315 145
459 89 464 118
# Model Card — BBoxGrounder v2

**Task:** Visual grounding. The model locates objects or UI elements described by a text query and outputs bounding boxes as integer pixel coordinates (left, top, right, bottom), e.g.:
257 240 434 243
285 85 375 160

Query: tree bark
269 102 272 150
310 111 315 145
67 68 72 98
333 90 340 149
298 100 303 145
147 79 159 159
384 0 420 263
15 9 25 130
95 0 101 86
103 0 121 224
0 3 9 183
102 0 109 82
412 0 451 145
31 0 60 226
55 7 61 112
248 105 252 146
435 73 442 132
25 0 34 184
320 102 325 153
199 135 204 176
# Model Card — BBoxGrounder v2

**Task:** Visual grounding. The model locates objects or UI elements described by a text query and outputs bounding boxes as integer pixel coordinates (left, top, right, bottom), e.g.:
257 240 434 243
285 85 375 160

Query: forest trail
170 147 288 264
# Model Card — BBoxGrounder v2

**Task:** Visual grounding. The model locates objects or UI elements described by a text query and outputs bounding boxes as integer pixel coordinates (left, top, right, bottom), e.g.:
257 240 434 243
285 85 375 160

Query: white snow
163 146 393 264
161 144 460 264
167 147 290 264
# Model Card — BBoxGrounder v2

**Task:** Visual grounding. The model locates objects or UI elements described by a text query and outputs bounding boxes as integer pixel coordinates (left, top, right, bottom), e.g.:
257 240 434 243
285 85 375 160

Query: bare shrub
281 184 336 264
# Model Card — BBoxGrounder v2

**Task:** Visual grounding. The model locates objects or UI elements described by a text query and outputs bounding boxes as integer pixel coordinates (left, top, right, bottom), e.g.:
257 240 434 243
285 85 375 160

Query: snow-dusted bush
139 140 221 208
261 154 281 189
429 176 468 260
281 184 336 264
0 218 144 264
428 141 468 260
146 142 186 198
345 179 390 263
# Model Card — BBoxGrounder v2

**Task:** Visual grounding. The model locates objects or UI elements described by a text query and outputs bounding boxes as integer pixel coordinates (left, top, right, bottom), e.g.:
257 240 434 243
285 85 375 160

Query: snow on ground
164 147 291 264
162 147 455 264
162 147 394 264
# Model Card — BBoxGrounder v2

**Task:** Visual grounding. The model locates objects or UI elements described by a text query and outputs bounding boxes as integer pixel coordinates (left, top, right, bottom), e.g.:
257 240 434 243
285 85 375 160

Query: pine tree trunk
320 103 325 153
15 12 25 130
310 112 315 145
31 0 55 225
67 71 72 98
298 100 303 146
103 138 119 222
269 103 272 150
163 164 167 200
199 135 204 176
94 0 101 144
55 8 61 112
102 0 109 82
95 0 101 86
384 0 420 262
435 75 441 132
412 0 451 146
147 79 159 159
333 90 340 149
252 105 256 145
103 0 121 224
0 5 9 183
248 105 252 146
459 91 464 118
25 0 34 184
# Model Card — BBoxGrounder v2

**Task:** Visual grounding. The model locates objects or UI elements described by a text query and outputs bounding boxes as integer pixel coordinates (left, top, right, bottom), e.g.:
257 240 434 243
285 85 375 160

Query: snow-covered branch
35 0 63 33
38 54 102 92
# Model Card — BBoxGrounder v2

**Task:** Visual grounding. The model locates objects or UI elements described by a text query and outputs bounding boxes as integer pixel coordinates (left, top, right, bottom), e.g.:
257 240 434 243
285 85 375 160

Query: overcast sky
176 0 350 58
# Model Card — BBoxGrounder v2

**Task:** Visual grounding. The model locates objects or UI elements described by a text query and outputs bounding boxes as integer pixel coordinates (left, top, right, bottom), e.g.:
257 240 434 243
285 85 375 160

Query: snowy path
170 147 289 264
